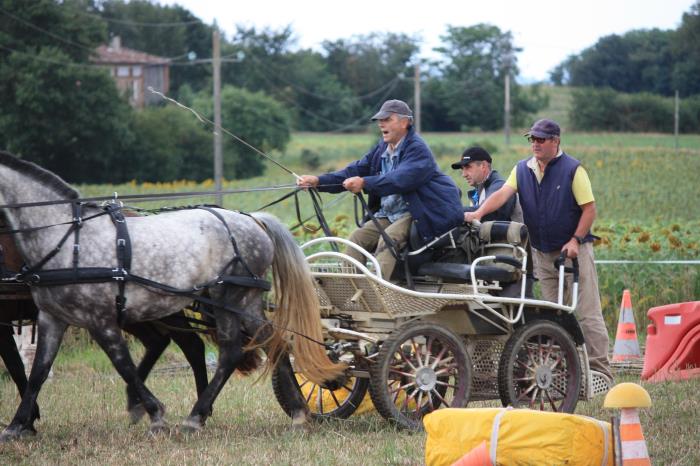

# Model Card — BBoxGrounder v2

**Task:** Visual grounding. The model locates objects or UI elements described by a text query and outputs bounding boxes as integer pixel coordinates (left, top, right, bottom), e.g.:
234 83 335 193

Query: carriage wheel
368 321 472 430
271 349 369 420
498 320 581 413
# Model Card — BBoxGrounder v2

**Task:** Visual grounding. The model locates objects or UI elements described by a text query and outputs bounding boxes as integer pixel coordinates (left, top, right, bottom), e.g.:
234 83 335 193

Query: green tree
323 33 418 104
672 1 700 96
423 24 543 131
0 47 133 182
222 26 363 131
0 0 134 183
127 105 211 182
194 86 292 179
561 30 674 95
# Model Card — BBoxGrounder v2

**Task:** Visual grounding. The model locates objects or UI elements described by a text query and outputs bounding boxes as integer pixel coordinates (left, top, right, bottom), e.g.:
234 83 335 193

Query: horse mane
0 151 80 200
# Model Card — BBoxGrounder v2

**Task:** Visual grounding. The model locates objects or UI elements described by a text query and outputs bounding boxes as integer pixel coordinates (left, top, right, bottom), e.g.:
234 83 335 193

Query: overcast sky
162 0 695 82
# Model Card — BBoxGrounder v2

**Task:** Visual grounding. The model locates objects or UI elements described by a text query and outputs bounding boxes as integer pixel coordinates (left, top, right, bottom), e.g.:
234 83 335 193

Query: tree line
0 0 549 183
1 0 698 184
550 2 700 97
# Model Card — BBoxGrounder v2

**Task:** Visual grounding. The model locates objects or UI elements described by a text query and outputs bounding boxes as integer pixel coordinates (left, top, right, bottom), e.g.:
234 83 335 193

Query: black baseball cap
451 146 492 169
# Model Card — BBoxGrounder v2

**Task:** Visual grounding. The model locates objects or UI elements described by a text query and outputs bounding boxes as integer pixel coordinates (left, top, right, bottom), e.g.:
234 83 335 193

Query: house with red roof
93 36 170 108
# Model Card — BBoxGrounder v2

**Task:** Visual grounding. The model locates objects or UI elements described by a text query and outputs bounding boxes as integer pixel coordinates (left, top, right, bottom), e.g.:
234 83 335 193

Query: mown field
1 131 698 464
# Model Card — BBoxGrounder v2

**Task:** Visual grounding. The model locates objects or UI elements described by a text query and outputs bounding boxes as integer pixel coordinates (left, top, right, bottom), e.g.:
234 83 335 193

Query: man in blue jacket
297 99 464 279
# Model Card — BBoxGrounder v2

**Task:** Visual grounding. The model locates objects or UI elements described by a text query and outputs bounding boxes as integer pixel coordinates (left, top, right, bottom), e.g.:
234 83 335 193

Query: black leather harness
1 203 271 327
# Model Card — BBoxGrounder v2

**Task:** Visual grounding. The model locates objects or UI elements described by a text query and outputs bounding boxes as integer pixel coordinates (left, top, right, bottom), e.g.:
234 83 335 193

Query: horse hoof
148 420 170 436
179 418 202 435
0 426 35 443
128 404 147 425
290 410 310 431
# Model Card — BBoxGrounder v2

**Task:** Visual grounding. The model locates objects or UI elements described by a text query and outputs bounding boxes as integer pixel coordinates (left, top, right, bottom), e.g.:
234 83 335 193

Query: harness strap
105 204 132 327
72 202 83 270
18 213 81 279
197 206 258 280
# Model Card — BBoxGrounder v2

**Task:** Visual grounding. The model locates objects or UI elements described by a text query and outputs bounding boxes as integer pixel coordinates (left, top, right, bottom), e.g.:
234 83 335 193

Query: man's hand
563 238 580 258
296 175 319 189
342 176 365 194
464 211 481 223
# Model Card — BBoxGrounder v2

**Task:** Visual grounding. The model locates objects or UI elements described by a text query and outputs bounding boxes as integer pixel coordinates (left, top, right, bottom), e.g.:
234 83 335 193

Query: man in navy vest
297 99 464 280
465 119 613 384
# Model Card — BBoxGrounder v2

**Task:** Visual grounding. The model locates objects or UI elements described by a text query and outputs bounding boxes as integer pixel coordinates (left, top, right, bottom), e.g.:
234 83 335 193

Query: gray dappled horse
0 151 343 440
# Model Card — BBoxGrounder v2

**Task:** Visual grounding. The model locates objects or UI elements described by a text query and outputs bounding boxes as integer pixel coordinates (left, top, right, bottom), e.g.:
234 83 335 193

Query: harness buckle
73 216 82 226
73 244 80 253
117 239 126 247
112 268 127 280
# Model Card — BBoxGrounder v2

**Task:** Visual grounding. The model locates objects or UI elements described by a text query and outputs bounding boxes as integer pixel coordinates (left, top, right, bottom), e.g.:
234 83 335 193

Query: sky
162 0 695 82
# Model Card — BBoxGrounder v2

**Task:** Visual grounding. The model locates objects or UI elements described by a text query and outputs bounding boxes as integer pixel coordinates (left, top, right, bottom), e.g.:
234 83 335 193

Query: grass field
0 345 698 465
1 130 697 464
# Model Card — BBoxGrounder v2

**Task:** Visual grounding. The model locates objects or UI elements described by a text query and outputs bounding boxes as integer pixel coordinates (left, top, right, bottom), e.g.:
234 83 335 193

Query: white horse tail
251 212 345 384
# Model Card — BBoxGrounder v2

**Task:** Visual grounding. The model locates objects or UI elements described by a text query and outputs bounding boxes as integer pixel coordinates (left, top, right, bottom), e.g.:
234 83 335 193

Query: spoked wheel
368 321 472 430
498 320 581 413
271 347 369 420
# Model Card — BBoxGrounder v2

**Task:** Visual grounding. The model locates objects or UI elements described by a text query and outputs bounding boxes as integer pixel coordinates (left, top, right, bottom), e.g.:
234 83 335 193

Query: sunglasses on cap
527 136 550 144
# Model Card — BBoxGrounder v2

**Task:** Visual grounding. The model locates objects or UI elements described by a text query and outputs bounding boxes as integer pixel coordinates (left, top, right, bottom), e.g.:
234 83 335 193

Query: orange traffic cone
451 441 492 466
605 383 652 465
612 290 642 361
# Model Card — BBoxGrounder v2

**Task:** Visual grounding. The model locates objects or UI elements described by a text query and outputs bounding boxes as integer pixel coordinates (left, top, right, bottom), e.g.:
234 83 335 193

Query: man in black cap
451 146 520 222
465 118 613 385
297 99 463 280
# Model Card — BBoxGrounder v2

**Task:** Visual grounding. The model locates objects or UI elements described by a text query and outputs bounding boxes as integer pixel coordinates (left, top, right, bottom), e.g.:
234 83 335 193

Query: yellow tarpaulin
424 407 614 466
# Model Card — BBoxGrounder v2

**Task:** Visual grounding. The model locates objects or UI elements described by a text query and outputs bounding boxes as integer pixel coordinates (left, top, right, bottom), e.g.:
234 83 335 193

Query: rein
0 184 299 212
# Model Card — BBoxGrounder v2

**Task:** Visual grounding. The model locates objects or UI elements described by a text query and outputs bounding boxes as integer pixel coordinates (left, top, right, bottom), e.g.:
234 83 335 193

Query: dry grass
1 346 698 465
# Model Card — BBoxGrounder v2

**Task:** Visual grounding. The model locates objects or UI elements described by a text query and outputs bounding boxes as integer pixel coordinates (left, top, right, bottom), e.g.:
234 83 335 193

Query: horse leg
181 291 247 433
0 312 66 442
122 322 170 424
0 325 40 421
168 327 209 398
87 322 167 434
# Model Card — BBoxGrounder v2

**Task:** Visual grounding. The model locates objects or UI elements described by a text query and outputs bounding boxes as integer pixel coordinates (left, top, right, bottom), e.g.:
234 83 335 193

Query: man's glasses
527 136 549 144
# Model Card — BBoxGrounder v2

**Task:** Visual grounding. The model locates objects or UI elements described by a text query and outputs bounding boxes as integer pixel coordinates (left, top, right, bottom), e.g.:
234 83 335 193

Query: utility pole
212 22 223 206
503 52 513 146
674 90 680 153
414 63 421 132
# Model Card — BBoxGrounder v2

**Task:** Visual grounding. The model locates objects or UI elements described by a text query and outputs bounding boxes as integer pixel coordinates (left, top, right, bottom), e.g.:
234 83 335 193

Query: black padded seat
416 262 517 284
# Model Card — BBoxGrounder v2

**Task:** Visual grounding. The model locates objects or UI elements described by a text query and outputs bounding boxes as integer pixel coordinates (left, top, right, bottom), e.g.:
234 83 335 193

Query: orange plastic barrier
642 301 700 382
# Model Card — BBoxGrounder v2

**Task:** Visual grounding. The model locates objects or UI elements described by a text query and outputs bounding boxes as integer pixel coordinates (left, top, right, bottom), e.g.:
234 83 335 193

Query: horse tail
251 212 345 384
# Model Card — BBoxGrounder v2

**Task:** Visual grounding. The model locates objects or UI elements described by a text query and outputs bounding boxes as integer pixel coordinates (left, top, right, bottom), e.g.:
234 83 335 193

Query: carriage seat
401 221 529 285
416 261 516 284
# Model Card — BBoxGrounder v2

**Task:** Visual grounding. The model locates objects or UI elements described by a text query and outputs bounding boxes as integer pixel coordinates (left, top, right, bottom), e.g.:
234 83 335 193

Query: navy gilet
516 153 591 252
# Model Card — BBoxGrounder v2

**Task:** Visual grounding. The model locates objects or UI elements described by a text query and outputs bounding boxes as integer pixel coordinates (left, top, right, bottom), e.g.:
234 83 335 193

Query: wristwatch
573 235 585 244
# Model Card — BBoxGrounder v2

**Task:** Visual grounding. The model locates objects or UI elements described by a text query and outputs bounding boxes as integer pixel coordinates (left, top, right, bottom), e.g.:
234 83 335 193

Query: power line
246 55 404 102
67 7 203 28
0 44 98 68
0 6 96 53
0 12 192 62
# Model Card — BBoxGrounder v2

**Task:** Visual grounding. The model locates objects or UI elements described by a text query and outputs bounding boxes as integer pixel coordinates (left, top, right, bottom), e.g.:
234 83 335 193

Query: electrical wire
0 6 97 53
66 7 203 28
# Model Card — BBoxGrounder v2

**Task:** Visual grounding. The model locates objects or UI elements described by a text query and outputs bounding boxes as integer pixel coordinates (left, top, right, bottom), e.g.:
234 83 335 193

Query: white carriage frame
302 234 603 401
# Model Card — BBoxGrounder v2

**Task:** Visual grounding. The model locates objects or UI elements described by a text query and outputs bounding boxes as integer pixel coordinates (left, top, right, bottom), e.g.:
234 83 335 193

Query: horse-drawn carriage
272 213 611 429
0 148 612 440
